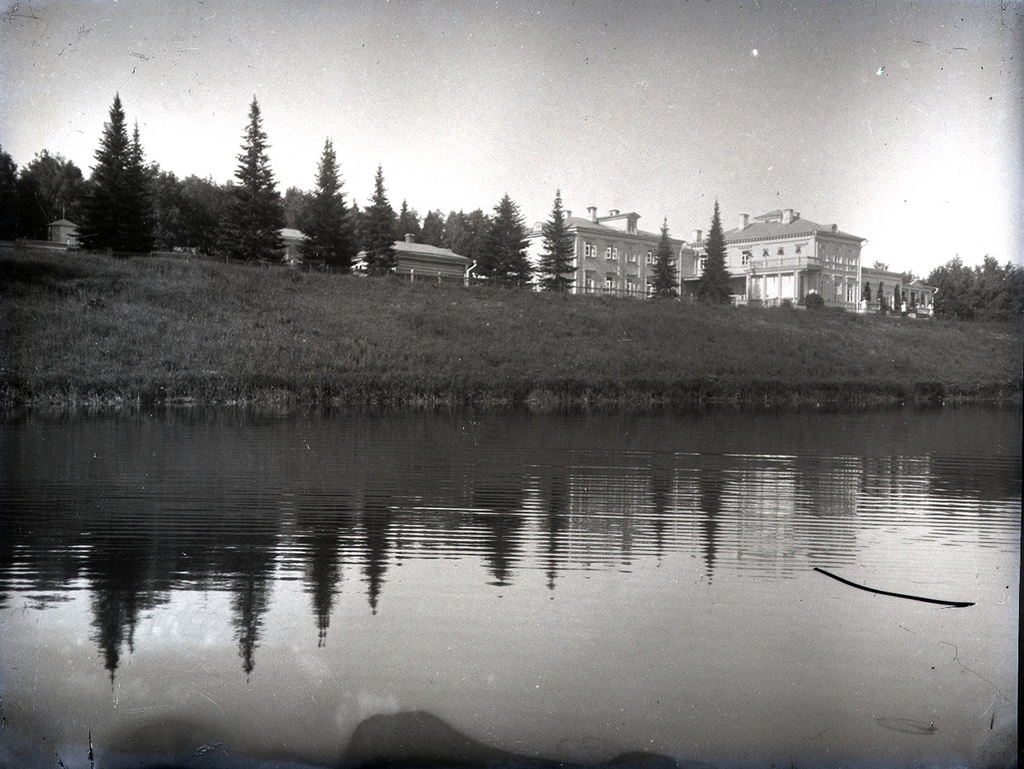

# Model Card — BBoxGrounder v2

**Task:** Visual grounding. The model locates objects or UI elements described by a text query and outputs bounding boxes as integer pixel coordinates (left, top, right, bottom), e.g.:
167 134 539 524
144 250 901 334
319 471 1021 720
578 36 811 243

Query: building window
699 257 707 272
762 248 769 258
741 250 751 266
604 275 615 291
612 246 619 260
584 242 595 258
795 244 802 255
777 246 785 256
646 251 654 264
627 250 637 263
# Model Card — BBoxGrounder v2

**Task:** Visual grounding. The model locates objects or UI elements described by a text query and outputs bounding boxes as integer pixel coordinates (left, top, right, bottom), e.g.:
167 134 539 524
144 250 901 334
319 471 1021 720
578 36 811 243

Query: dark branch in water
813 567 975 608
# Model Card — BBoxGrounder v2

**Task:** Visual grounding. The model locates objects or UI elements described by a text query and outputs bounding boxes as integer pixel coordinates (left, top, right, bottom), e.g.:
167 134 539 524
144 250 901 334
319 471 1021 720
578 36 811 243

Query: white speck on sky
1 0 1021 275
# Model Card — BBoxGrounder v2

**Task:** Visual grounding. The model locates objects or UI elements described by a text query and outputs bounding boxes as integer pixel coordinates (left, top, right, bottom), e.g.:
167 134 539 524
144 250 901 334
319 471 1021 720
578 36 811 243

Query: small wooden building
48 218 79 246
359 235 471 284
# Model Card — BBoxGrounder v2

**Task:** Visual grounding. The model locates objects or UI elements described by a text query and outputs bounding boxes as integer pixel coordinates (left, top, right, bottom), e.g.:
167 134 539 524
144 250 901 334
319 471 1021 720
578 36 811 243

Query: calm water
0 407 1019 769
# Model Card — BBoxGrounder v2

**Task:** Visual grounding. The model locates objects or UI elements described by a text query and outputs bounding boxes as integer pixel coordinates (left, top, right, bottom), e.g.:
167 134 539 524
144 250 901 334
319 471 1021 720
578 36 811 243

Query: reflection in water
227 540 274 679
87 535 150 684
1 408 1020 677
541 472 570 591
291 495 354 647
0 406 1019 768
696 465 724 583
362 493 393 615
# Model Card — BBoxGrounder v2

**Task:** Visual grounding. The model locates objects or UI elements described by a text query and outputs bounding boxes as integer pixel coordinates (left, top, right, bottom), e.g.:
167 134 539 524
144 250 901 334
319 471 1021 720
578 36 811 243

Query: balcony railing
747 255 823 272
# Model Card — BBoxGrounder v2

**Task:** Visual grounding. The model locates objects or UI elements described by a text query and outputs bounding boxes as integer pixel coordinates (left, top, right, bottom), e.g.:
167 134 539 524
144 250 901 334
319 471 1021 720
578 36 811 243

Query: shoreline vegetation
2 246 1021 412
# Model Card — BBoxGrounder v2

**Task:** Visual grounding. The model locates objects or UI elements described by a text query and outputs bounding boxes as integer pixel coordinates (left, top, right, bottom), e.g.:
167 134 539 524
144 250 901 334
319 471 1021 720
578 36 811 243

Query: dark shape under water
339 711 689 769
66 711 694 769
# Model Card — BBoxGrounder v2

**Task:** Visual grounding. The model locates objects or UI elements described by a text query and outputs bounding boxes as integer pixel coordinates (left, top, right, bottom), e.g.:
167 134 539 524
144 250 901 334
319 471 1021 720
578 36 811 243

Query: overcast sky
2 0 1021 276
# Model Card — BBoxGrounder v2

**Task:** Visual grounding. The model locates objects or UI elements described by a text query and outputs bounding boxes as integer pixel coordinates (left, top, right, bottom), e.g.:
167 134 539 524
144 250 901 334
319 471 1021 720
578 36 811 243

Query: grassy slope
1 247 1021 408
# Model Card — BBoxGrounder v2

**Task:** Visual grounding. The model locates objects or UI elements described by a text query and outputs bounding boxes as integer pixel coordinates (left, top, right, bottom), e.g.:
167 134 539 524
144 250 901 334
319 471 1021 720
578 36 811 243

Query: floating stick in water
813 567 975 608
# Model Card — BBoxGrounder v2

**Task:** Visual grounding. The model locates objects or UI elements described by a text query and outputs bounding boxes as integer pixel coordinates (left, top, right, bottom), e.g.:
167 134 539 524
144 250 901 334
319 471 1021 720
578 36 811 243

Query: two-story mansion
525 206 692 297
682 208 868 309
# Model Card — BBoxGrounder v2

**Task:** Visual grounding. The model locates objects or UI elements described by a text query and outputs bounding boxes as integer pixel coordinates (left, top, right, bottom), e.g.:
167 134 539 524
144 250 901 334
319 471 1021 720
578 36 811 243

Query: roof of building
48 218 78 228
560 216 677 242
724 211 864 243
394 240 471 263
280 228 306 241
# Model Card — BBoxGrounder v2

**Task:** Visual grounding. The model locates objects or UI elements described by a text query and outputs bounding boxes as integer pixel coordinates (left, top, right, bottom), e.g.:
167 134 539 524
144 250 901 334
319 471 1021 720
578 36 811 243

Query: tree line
0 95 544 286
925 256 1023 321
0 93 696 297
1 94 1017 313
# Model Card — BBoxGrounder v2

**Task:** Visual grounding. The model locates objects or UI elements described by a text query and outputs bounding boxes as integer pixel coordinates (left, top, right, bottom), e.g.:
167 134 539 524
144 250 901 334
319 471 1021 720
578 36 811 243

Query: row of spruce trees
0 93 735 300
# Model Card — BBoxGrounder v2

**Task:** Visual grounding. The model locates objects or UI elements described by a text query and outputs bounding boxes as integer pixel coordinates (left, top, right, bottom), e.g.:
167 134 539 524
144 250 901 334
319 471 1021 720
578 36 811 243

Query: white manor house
527 205 934 313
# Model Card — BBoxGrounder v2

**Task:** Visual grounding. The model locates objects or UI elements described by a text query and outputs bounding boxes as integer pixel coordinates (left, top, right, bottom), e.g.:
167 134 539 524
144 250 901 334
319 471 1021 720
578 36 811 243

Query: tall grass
1 247 1021 408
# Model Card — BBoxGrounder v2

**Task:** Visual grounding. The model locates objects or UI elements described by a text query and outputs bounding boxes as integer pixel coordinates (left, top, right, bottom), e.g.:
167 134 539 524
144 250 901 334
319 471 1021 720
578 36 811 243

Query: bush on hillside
803 292 825 310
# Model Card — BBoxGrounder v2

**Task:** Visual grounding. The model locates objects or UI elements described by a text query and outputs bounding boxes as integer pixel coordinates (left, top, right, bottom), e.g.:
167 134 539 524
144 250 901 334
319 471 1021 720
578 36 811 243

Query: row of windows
583 277 654 294
583 242 661 265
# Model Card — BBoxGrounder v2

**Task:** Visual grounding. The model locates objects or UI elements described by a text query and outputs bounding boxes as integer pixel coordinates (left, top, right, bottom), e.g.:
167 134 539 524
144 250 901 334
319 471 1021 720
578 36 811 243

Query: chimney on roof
691 229 703 242
404 233 415 243
587 206 598 222
609 209 620 217
565 210 572 220
782 208 794 225
739 213 749 230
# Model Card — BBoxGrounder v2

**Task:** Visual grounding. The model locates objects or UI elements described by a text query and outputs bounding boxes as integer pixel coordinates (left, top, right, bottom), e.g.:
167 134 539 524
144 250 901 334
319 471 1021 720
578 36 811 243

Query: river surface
0 407 1019 769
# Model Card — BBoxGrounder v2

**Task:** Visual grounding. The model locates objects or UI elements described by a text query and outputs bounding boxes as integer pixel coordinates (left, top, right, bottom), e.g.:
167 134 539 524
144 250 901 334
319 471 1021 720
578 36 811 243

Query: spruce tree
538 189 575 292
220 96 285 262
652 218 679 298
79 94 132 252
480 194 530 286
122 122 154 253
696 200 732 303
301 138 354 272
362 165 397 275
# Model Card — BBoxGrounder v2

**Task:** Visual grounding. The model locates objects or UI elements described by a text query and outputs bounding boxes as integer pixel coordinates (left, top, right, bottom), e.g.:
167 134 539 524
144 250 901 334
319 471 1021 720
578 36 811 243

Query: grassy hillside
1 246 1021 409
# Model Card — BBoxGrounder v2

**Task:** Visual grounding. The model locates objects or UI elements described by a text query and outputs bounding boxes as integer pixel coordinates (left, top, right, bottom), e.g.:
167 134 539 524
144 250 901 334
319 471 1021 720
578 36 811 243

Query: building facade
682 209 867 309
525 206 691 297
48 218 79 247
357 234 472 284
860 266 936 315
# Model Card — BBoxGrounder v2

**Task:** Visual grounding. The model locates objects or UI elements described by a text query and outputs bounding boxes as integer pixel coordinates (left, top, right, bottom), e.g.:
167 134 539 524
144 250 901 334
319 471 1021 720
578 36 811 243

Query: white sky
1 0 1021 276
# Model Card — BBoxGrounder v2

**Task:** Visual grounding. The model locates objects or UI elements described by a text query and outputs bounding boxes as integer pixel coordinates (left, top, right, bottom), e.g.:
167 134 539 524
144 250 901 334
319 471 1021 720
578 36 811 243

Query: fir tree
79 94 139 252
362 165 397 275
301 138 355 272
480 194 530 286
220 96 285 262
696 200 731 303
538 189 575 292
651 218 679 298
121 122 154 253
